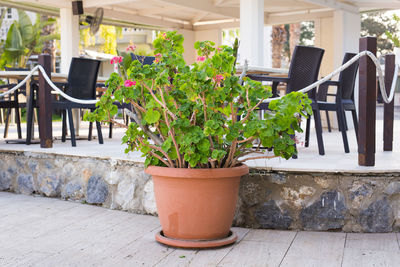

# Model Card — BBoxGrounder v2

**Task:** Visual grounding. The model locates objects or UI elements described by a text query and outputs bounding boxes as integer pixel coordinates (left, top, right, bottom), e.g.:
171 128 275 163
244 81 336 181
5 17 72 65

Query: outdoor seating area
0 0 400 266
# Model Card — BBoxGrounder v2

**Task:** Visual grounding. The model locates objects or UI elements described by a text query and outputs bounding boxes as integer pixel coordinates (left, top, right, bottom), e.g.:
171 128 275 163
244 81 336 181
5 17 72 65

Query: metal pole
358 37 377 166
38 54 53 148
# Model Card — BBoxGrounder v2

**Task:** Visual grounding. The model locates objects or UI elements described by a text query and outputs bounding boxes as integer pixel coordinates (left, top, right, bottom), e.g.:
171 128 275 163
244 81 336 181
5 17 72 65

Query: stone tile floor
0 192 399 267
0 106 399 173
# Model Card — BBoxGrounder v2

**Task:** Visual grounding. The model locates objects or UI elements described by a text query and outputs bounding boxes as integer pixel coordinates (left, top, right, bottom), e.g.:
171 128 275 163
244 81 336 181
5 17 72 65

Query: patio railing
0 37 395 167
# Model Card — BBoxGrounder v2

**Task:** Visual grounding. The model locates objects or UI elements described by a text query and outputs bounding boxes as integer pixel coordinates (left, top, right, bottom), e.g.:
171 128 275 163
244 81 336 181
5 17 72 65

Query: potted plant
85 31 311 248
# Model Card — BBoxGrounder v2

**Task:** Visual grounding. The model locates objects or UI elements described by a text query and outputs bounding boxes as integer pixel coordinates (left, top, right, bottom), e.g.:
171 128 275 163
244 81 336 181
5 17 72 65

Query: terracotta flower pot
145 164 249 248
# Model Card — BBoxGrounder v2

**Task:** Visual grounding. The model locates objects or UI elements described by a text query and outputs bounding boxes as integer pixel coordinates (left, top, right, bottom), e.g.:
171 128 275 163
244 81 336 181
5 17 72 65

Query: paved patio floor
0 192 399 267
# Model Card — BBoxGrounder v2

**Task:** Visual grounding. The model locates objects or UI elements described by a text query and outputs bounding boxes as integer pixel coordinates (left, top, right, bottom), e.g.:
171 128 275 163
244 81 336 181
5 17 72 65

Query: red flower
110 56 123 64
126 44 136 52
124 79 136 87
213 74 224 84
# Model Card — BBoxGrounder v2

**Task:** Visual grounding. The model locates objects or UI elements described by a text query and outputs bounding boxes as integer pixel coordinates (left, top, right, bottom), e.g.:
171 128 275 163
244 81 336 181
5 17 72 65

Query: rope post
358 37 377 166
38 54 53 148
384 54 395 151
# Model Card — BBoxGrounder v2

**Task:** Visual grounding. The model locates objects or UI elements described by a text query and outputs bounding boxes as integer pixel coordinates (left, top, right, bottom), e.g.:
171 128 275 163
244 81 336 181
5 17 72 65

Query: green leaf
17 10 34 46
197 139 210 152
211 149 227 160
144 109 161 124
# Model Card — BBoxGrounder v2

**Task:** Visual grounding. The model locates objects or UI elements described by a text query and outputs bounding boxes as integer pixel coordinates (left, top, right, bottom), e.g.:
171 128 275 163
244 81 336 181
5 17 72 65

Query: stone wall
0 150 399 232
0 151 157 215
235 169 400 232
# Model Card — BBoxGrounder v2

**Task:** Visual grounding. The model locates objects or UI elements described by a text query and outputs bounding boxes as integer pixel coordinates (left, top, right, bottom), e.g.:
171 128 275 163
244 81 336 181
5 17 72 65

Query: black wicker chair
130 54 155 65
0 67 29 140
311 52 359 153
28 57 103 147
247 45 325 155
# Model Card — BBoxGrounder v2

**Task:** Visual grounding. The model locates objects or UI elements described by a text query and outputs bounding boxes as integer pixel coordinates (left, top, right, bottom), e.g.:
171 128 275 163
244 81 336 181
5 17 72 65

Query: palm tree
271 25 286 68
289 23 301 60
41 14 57 71
0 10 59 69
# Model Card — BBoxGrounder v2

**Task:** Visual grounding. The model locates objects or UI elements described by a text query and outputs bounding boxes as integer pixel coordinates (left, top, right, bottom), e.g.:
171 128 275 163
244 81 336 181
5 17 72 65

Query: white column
178 29 196 64
60 7 81 135
60 7 80 73
239 0 264 66
314 11 360 130
334 10 361 128
333 10 360 68
263 26 272 68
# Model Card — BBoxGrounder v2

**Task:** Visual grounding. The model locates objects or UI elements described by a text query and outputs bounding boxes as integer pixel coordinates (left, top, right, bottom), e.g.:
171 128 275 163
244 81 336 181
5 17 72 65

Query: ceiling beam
86 6 192 30
265 10 334 25
191 12 209 24
153 0 239 18
0 0 59 15
302 0 359 14
358 2 400 10
11 0 70 8
213 0 225 6
83 0 134 8
193 19 239 31
139 7 177 16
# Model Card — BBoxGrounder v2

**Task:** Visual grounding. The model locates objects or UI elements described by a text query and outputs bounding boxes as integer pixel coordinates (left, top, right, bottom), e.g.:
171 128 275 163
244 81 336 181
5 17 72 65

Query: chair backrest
130 54 155 65
286 45 325 98
66 57 100 100
338 52 359 101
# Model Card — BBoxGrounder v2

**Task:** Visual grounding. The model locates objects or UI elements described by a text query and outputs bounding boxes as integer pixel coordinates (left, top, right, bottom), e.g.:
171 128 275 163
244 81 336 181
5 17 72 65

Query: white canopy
1 0 398 30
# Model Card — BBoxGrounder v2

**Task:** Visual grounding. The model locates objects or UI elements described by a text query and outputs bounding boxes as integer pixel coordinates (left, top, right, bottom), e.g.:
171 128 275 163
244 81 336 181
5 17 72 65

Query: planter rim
145 164 249 178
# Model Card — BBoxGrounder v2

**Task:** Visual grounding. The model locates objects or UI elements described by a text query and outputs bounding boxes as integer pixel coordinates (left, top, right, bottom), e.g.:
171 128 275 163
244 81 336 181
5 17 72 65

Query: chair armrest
247 75 290 84
53 82 67 88
322 80 340 87
0 83 17 89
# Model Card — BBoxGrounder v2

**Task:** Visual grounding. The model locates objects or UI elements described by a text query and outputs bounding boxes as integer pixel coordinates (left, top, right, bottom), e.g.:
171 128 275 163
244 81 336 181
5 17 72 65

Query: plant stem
124 108 163 146
237 155 278 163
137 137 174 167
163 110 182 168
141 81 177 120
240 98 265 123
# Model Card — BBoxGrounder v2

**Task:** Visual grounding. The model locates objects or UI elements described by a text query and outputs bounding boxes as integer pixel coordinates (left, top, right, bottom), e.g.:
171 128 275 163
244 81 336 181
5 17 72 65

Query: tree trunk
41 15 56 72
271 25 286 68
289 23 301 60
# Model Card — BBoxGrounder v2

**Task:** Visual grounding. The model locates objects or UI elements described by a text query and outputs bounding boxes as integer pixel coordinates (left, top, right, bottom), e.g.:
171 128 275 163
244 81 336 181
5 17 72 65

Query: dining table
236 65 289 76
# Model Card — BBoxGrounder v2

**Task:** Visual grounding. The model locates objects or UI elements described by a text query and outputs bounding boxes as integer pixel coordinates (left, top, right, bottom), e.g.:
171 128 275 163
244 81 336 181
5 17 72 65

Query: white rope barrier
0 65 99 104
0 65 41 98
0 51 397 106
35 65 99 104
261 50 399 104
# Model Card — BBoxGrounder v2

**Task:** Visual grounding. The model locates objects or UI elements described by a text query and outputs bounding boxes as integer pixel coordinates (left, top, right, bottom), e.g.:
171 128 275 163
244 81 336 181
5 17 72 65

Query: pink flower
110 56 123 64
161 33 167 39
213 74 224 84
153 53 162 64
124 79 136 87
197 56 205 62
126 44 136 52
